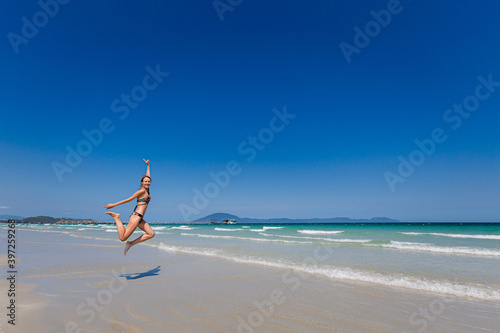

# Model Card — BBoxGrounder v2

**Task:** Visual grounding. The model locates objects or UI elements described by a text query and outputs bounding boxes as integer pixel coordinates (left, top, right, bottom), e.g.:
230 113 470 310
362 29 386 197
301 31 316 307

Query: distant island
2 214 498 225
1 213 400 224
194 213 400 224
0 216 97 224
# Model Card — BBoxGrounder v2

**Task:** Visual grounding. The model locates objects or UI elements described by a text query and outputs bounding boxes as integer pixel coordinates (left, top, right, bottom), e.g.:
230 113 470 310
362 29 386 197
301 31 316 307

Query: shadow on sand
120 266 161 280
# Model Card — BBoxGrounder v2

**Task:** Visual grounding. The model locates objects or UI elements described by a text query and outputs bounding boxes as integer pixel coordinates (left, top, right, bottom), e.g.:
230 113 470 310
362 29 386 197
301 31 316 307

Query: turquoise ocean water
9 222 500 302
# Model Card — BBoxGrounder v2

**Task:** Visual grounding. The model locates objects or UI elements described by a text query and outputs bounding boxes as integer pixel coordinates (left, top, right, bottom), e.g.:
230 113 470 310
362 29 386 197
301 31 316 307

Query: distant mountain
195 213 399 224
17 216 96 224
0 215 24 220
194 213 239 222
21 216 59 224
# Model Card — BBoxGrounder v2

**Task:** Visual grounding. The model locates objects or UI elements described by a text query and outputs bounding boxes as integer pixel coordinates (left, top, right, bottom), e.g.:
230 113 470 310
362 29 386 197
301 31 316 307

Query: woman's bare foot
124 241 133 256
105 212 121 220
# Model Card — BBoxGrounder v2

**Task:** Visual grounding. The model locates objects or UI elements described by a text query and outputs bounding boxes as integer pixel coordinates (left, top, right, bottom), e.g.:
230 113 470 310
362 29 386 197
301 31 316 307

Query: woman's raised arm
144 159 150 177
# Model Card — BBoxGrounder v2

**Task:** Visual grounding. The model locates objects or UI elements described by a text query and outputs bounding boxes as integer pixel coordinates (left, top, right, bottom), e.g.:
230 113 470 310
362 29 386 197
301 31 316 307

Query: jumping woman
104 159 155 255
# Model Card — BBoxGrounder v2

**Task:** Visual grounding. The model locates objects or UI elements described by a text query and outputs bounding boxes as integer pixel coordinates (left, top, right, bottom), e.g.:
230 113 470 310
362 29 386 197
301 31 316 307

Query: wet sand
1 230 498 332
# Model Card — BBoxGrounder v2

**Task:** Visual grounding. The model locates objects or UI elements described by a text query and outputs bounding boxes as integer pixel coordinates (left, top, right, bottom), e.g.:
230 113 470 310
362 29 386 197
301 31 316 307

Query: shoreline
3 221 500 226
1 229 498 332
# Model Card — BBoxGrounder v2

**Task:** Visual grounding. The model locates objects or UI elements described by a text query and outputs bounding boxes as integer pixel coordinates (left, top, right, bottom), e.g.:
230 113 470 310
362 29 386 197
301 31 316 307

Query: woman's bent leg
124 220 155 255
121 215 141 241
105 212 127 240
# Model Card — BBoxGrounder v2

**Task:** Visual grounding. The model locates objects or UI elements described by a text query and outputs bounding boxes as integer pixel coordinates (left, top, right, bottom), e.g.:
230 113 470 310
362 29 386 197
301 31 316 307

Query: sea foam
181 233 314 245
249 226 285 232
260 233 371 243
214 228 241 231
156 242 500 301
375 241 500 257
400 232 500 240
171 226 194 230
298 230 344 235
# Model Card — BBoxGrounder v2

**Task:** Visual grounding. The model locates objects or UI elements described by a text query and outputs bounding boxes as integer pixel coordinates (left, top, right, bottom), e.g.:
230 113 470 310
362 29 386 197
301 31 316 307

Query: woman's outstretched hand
143 159 150 165
103 204 114 209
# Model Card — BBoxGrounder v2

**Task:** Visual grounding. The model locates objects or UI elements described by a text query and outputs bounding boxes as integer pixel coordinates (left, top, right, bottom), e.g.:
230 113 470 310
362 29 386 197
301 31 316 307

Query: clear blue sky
2 0 500 222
